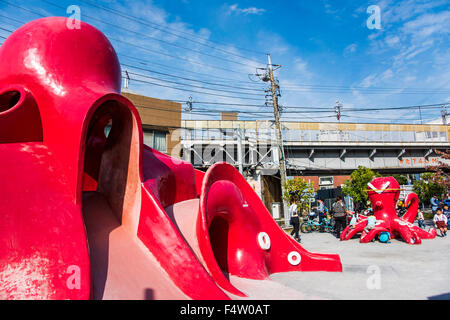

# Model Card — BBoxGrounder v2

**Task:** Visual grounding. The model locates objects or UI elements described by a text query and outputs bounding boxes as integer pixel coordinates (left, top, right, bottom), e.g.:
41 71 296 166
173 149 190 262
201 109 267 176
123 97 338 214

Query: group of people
288 192 450 241
429 194 450 237
288 196 351 242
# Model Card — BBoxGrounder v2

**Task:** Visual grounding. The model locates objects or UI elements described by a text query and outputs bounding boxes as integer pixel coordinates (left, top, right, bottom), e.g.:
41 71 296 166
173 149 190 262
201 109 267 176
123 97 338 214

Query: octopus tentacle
360 226 389 243
340 220 367 241
402 193 420 224
412 225 437 239
393 220 422 244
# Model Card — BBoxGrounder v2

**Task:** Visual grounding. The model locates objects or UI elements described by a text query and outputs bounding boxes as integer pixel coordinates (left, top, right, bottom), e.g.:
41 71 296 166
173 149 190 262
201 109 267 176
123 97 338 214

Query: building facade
180 119 450 214
123 91 181 156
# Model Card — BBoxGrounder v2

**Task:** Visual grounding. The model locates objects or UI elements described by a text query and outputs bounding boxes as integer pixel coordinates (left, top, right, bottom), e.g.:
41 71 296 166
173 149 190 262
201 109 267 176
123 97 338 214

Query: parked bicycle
300 216 335 233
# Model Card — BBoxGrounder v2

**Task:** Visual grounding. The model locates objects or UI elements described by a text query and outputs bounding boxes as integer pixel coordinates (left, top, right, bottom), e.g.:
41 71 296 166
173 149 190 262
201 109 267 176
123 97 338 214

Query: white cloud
401 10 450 39
229 4 266 15
344 43 358 56
384 35 400 47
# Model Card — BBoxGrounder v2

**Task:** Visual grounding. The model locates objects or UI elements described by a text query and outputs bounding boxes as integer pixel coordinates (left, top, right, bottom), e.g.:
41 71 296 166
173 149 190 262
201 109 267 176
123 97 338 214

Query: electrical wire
122 66 264 93
42 0 264 69
0 4 447 123
77 0 267 57
0 13 263 86
0 0 256 75
127 71 263 97
119 52 266 85
130 77 265 101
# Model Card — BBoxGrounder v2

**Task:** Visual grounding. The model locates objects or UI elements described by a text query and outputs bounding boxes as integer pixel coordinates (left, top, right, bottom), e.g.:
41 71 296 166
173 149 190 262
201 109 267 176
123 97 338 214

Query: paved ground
271 220 450 300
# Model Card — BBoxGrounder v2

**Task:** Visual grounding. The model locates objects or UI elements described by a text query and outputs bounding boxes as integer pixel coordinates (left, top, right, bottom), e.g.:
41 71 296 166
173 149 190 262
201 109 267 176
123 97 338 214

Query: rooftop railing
181 120 449 144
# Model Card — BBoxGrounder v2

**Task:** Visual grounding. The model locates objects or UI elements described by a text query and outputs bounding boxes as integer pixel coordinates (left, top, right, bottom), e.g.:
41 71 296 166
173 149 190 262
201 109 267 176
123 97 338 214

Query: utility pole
186 96 193 121
236 124 244 175
123 70 130 90
418 105 423 125
335 101 342 122
267 54 288 225
441 105 447 125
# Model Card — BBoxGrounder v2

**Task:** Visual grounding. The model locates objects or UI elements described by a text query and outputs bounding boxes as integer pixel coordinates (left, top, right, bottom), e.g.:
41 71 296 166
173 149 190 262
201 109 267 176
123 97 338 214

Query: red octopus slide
0 17 341 300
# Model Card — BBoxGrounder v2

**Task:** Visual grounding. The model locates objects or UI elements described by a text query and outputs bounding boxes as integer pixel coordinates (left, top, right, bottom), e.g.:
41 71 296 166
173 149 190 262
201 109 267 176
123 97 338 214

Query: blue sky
0 0 449 123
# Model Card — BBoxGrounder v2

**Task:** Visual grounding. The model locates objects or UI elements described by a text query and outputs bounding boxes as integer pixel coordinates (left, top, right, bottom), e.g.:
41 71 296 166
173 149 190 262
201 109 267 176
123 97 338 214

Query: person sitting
416 208 426 229
434 208 448 237
396 199 406 217
443 204 450 228
443 193 450 207
349 212 358 229
309 207 318 220
364 211 377 234
430 195 440 215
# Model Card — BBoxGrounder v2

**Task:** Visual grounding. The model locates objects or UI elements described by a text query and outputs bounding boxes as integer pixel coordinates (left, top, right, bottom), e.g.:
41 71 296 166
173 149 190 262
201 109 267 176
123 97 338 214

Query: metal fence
181 120 449 144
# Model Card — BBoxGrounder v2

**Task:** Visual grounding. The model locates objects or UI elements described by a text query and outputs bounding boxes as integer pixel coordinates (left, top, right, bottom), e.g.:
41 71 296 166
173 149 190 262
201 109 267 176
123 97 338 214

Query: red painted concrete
0 17 342 300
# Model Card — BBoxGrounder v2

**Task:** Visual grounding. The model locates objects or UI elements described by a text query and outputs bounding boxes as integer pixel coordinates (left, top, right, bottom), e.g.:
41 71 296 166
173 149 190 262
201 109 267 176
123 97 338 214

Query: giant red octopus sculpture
340 177 437 244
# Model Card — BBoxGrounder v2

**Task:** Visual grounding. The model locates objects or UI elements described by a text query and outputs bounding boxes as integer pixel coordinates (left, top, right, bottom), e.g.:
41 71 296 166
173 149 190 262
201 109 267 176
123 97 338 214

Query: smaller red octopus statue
340 177 437 244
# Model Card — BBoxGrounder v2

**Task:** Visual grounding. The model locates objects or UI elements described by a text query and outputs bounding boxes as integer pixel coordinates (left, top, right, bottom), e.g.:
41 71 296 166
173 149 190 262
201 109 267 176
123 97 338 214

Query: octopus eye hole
0 90 21 113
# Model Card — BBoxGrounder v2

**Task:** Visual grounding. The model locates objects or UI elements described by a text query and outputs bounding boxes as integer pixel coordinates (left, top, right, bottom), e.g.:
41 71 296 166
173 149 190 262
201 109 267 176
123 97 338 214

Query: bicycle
301 216 335 233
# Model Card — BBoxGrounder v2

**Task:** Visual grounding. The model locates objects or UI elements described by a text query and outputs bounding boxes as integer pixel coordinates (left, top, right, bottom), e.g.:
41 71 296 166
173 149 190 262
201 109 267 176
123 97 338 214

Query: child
443 204 450 228
364 211 377 234
349 212 358 229
417 208 425 229
433 208 448 237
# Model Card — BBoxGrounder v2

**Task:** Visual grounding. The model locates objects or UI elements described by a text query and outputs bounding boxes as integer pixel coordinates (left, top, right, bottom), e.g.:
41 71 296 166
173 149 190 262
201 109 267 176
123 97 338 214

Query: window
319 176 334 187
143 129 167 153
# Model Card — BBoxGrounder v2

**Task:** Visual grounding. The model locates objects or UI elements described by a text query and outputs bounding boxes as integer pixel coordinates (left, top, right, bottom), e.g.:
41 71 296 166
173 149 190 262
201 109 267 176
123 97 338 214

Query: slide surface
82 192 189 300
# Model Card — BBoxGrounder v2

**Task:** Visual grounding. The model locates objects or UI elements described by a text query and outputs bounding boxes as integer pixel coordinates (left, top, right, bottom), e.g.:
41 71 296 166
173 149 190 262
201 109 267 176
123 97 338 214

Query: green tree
413 172 446 205
391 174 408 185
342 166 381 204
282 178 315 216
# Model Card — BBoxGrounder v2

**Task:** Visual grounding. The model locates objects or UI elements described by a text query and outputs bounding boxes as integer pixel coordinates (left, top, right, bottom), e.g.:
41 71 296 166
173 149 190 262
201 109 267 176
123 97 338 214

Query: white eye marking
380 181 390 191
257 232 271 250
368 181 391 194
368 182 377 192
288 251 301 266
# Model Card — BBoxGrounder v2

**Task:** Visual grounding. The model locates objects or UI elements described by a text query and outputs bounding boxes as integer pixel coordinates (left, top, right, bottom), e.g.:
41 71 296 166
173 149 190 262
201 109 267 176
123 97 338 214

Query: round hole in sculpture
257 232 271 250
0 90 21 113
288 251 301 266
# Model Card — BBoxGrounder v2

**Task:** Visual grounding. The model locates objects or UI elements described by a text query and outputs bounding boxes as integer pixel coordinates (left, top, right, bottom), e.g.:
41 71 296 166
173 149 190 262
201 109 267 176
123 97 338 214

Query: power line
0 26 13 33
129 77 265 101
282 88 450 95
118 52 265 86
3 9 446 98
0 0 46 18
0 24 446 115
109 36 246 75
121 64 264 93
77 0 266 57
0 13 24 25
42 0 263 69
0 13 263 86
126 70 263 97
281 83 450 92
0 7 447 123
0 0 254 75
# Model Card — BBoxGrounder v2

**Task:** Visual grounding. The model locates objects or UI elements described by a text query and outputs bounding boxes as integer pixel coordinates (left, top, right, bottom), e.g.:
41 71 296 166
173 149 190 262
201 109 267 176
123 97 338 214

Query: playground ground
273 220 450 300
